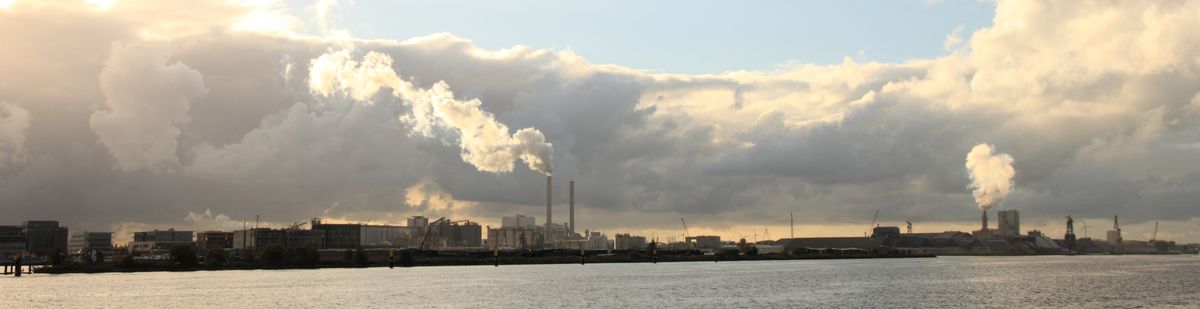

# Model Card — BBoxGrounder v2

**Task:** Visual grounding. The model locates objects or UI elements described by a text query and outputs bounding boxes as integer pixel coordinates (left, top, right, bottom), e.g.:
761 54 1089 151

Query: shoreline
26 252 935 275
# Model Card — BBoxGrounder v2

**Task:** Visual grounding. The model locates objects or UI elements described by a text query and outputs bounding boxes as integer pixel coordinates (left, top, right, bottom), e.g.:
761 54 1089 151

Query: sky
298 0 996 73
1 0 1199 244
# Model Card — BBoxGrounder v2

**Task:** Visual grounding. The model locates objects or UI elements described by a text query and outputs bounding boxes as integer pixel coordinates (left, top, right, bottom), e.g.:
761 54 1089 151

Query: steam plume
309 49 553 175
965 143 1015 210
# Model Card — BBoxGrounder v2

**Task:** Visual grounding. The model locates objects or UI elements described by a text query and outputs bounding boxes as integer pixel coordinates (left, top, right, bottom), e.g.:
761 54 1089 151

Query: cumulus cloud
1 0 1200 243
0 101 30 170
91 42 207 172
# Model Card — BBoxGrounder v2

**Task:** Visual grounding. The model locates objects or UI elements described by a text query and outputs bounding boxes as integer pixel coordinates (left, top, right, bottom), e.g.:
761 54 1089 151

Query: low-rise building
130 229 194 255
0 225 25 258
196 231 235 252
232 228 326 250
68 232 114 255
24 220 69 256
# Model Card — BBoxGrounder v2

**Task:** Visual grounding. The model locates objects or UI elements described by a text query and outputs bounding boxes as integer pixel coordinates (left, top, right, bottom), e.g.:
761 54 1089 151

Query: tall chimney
569 180 575 235
546 175 552 241
981 210 988 231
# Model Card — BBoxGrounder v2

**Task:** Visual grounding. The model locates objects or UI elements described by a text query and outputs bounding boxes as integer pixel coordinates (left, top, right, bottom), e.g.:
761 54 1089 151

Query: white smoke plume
965 143 1015 211
308 49 553 175
0 101 30 170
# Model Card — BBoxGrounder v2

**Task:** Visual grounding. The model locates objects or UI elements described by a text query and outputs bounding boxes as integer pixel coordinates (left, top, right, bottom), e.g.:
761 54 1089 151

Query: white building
614 233 647 250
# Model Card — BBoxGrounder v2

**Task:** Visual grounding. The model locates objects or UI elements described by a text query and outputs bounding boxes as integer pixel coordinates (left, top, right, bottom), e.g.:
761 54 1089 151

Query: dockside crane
905 221 912 235
865 210 879 237
1151 221 1159 243
680 218 691 249
419 217 447 250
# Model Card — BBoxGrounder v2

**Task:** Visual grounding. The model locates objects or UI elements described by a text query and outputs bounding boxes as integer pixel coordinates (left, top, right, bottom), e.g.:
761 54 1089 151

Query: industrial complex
2 177 1197 271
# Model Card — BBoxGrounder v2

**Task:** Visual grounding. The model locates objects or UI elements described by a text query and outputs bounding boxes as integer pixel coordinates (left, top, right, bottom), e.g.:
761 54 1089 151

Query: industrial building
361 225 410 247
310 220 362 249
428 220 483 248
614 233 647 250
232 228 326 250
130 229 194 255
685 236 722 250
998 210 1020 237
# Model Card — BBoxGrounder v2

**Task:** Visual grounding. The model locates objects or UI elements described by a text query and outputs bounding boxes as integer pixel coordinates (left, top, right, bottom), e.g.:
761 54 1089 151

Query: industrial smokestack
546 175 552 241
569 180 575 235
981 210 989 231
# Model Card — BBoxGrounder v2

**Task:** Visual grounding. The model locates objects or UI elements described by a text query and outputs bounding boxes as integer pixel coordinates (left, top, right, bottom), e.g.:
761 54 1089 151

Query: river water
1 255 1197 308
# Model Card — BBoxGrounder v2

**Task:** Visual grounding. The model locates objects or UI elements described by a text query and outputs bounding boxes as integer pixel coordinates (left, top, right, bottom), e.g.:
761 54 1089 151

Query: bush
206 250 228 267
293 247 319 267
262 245 287 264
50 250 65 265
354 246 369 267
170 244 198 266
118 254 136 268
398 250 414 267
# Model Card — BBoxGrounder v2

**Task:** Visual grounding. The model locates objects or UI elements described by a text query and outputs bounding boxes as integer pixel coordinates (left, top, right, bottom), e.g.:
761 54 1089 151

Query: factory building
428 220 482 248
310 220 362 249
998 210 1020 237
487 226 540 250
131 229 194 255
614 233 647 250
232 228 326 251
68 231 114 255
685 236 722 250
361 225 410 248
552 231 611 250
502 215 537 229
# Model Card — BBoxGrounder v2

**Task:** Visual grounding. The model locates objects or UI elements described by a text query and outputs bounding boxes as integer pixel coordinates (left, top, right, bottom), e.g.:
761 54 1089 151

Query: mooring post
14 255 22 277
652 249 657 264
388 250 395 269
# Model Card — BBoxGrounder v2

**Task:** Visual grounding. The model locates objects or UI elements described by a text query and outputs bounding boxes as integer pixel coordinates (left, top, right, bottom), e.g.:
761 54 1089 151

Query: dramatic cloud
965 143 1015 210
1 0 1199 243
0 101 30 170
91 42 207 172
308 49 554 175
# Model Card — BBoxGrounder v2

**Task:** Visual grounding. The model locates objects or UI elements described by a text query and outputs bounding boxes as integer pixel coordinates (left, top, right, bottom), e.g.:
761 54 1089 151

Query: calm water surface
2 255 1198 308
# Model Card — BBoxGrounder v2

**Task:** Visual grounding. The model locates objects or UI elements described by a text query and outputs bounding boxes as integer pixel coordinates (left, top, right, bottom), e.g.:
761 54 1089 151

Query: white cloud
1 0 1200 243
0 101 30 170
91 42 207 172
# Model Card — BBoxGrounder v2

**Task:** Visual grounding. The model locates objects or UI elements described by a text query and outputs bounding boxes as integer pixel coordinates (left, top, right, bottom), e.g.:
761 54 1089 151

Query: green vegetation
206 250 228 267
169 244 198 266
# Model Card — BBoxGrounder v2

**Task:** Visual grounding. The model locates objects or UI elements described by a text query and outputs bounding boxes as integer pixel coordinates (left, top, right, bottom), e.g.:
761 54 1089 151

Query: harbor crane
419 217 447 250
1151 221 1159 243
680 218 691 249
866 210 879 237
905 221 912 235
